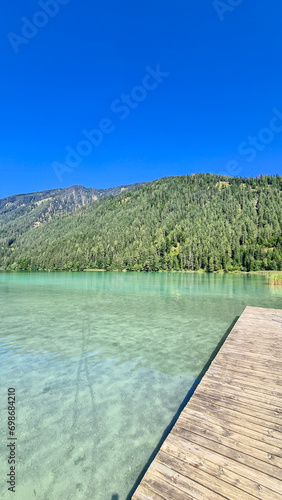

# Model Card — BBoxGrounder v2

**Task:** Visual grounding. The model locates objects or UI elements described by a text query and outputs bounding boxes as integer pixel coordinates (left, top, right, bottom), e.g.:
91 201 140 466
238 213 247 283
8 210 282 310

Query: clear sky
1 0 282 198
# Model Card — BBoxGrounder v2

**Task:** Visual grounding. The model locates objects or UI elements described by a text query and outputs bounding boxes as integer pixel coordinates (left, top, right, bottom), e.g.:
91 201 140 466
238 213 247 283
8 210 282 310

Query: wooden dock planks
132 306 282 500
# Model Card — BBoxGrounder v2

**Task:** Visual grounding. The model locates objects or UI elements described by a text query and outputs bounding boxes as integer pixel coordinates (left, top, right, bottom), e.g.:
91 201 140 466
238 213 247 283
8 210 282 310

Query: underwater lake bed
0 271 281 500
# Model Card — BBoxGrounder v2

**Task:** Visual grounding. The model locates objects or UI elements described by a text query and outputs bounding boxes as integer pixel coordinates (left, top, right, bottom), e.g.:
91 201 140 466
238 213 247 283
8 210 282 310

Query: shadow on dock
126 315 239 500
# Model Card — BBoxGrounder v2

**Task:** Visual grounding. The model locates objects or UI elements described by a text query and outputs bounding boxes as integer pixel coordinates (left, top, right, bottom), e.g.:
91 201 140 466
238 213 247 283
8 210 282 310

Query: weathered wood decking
132 306 282 500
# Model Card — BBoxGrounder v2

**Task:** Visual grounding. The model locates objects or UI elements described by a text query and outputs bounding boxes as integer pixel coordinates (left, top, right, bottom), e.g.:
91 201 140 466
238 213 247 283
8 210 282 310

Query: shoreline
1 268 282 275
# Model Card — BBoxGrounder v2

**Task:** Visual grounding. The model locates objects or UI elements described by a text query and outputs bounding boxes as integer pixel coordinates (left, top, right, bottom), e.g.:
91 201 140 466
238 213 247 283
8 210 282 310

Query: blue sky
1 0 282 198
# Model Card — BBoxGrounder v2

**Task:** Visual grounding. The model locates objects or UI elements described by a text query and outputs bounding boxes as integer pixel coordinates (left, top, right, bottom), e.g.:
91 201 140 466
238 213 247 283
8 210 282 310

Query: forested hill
0 182 142 242
1 174 282 272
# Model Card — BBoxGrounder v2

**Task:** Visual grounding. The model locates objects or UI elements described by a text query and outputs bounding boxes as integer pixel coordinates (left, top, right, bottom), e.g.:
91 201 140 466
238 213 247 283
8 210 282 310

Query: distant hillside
0 182 142 245
1 174 282 272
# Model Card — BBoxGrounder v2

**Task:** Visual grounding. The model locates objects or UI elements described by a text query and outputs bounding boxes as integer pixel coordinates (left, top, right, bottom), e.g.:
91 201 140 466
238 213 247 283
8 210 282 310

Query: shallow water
0 272 281 499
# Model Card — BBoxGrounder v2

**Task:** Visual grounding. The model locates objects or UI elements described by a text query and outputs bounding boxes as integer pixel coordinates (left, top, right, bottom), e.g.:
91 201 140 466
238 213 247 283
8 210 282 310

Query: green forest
1 173 282 273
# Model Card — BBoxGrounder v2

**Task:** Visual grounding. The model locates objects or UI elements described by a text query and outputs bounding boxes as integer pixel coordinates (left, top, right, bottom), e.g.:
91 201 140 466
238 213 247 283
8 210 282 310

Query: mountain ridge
1 173 282 272
0 181 144 244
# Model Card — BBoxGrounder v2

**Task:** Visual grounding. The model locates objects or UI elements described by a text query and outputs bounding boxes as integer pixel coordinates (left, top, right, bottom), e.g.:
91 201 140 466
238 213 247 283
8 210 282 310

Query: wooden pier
132 306 282 500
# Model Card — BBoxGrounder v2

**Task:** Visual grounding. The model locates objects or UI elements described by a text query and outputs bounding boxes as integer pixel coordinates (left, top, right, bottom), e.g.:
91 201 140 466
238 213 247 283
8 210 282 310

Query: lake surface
0 272 281 500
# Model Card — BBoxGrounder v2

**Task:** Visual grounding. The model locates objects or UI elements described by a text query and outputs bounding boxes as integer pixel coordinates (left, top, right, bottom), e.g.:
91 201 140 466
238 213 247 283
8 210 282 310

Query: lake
0 271 281 499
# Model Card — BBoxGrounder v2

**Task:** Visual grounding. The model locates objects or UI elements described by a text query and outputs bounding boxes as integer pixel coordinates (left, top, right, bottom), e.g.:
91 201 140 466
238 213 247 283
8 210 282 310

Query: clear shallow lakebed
0 272 281 500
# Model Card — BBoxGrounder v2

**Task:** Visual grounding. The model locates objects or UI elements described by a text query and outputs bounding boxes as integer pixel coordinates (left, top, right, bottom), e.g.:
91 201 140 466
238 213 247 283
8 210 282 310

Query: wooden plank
214 348 282 364
179 412 282 467
179 405 282 448
208 364 282 385
195 384 282 415
138 469 217 500
204 372 282 401
200 378 282 408
150 461 227 500
156 449 257 500
187 398 282 435
194 392 282 426
164 433 282 495
133 487 164 500
132 306 282 500
214 358 282 377
133 482 166 500
172 425 282 480
161 436 282 500
178 412 282 457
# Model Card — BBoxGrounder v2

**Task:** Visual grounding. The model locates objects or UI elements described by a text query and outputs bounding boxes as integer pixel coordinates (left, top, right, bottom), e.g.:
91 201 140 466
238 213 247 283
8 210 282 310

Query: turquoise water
0 272 281 499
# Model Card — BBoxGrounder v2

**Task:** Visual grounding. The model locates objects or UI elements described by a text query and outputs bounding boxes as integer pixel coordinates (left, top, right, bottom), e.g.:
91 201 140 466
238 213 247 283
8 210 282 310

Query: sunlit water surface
0 272 281 500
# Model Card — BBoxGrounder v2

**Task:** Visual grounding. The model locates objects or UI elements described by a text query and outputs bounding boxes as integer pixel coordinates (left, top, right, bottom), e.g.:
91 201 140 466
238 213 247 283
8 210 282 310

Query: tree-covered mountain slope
0 182 142 245
1 174 282 272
